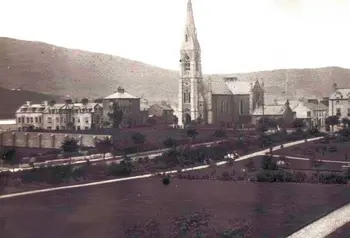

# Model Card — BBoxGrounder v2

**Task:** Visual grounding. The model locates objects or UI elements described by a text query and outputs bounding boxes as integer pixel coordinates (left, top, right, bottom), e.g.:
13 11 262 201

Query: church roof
211 81 232 95
225 81 251 95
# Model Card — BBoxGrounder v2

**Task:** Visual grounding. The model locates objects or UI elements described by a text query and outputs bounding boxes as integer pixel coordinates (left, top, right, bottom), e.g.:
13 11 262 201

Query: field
275 139 350 162
0 178 349 238
326 222 350 238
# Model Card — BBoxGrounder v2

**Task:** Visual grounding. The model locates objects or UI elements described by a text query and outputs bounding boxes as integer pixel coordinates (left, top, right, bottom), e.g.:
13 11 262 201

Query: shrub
319 173 347 184
106 162 132 177
213 130 227 138
261 156 278 170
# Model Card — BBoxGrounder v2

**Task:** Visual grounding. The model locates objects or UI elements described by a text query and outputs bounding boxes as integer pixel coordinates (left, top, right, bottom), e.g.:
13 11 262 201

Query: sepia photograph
0 0 349 237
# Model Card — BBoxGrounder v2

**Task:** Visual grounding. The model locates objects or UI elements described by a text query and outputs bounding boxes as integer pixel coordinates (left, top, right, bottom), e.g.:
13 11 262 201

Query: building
102 86 147 127
148 101 174 124
16 100 103 131
292 99 328 127
252 100 294 125
328 83 350 119
176 0 264 127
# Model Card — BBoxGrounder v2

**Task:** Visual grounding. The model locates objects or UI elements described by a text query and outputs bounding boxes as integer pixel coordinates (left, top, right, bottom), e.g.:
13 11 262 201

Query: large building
177 0 264 127
16 100 103 131
102 86 148 127
328 83 350 118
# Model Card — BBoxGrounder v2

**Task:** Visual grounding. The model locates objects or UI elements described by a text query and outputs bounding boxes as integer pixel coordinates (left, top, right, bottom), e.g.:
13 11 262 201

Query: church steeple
182 0 200 51
186 0 195 26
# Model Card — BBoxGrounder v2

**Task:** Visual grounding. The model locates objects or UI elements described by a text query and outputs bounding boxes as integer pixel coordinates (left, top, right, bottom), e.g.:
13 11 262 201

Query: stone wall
0 131 109 149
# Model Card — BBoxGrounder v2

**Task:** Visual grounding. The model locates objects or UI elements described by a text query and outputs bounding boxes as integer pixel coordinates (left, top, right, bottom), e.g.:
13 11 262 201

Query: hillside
1 37 350 106
0 87 60 119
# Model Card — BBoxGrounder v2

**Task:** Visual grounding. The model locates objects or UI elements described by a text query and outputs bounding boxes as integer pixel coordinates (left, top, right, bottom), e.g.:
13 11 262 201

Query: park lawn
1 178 349 238
274 139 350 162
326 222 350 238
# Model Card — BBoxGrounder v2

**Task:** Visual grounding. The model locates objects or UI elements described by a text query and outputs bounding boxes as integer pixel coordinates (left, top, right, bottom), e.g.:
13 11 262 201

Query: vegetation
131 132 146 145
94 137 113 159
107 102 123 128
325 115 340 131
292 118 306 132
0 147 17 165
60 138 79 153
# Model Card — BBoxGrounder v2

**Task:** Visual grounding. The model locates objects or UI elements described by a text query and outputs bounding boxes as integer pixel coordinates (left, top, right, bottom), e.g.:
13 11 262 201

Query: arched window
185 34 188 42
184 90 191 103
184 54 190 72
239 99 244 115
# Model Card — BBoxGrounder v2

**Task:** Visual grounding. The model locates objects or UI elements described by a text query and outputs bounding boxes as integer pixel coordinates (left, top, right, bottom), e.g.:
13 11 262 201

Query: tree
258 117 278 132
131 132 146 145
341 118 350 128
95 137 113 159
213 129 227 138
146 117 157 126
186 127 198 141
48 100 56 106
292 118 306 132
108 102 124 128
81 98 89 105
94 98 103 103
0 147 16 165
61 138 79 153
325 116 340 131
164 137 178 148
173 115 179 125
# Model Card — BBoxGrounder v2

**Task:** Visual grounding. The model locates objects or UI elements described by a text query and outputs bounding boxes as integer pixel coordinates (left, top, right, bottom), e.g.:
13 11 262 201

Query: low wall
0 131 109 149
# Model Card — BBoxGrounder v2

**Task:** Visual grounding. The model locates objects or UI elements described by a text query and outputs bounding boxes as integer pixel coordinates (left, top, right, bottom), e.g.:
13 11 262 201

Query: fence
0 131 109 149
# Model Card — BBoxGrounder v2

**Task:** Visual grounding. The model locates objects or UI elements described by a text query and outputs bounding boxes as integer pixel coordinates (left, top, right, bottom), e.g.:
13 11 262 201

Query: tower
178 0 203 127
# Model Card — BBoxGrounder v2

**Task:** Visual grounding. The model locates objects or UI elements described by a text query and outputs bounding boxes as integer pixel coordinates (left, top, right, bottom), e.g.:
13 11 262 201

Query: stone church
177 0 264 127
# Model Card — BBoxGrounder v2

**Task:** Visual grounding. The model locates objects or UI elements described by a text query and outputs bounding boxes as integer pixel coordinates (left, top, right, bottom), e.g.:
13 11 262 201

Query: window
184 91 191 103
185 34 188 42
30 117 33 123
35 117 38 123
72 118 75 123
307 111 311 117
85 117 89 124
336 108 341 116
184 55 190 72
26 117 29 123
239 100 244 115
348 108 350 117
39 117 42 123
56 117 59 123
17 117 21 123
47 117 52 124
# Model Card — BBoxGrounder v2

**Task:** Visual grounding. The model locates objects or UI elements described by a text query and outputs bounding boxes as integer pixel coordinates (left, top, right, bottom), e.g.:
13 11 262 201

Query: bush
261 156 278 170
213 130 227 138
106 162 132 177
319 173 348 184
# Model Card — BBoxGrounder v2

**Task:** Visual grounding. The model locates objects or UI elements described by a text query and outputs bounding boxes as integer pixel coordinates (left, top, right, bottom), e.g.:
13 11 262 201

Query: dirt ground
0 178 349 238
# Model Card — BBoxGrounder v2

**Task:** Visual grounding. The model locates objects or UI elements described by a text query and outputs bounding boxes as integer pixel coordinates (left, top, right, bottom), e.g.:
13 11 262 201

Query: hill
0 87 60 119
2 37 350 106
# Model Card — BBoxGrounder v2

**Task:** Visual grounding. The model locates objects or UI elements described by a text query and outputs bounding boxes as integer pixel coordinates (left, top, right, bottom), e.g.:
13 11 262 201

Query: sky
1 0 350 74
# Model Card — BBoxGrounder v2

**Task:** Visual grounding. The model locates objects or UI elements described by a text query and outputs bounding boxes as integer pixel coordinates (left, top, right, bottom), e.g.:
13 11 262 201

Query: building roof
225 81 251 95
16 103 46 113
104 87 139 99
155 103 173 111
329 88 350 100
253 105 286 116
211 80 232 95
302 102 328 111
0 119 16 125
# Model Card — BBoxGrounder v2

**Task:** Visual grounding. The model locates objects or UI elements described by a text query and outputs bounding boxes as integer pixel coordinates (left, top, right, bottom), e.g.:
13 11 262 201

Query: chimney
117 86 125 93
26 100 32 106
332 82 338 91
65 99 73 104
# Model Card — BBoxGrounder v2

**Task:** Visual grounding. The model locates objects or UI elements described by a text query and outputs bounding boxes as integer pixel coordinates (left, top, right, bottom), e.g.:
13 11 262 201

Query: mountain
1 37 350 107
0 87 60 119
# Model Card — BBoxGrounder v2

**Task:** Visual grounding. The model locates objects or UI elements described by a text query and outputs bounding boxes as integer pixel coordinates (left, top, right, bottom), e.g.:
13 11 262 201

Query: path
287 203 350 238
271 155 350 165
0 136 323 199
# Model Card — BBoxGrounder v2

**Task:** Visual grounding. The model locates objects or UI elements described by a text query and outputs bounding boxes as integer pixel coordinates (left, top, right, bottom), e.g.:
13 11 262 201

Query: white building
16 100 103 131
328 83 350 119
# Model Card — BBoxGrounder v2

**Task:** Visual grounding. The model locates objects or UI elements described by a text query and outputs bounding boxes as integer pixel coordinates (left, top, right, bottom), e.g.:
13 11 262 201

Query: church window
184 91 191 103
185 34 188 42
184 55 190 72
239 99 244 115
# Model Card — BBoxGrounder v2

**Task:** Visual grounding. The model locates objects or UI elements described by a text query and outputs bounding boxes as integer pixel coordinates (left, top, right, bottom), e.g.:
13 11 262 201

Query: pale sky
2 0 350 74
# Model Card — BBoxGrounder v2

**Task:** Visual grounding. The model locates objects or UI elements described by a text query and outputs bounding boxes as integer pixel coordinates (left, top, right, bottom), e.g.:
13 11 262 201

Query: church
177 0 264 127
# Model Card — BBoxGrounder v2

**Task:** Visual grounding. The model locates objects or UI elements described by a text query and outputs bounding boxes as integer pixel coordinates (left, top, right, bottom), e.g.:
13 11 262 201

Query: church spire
186 0 195 26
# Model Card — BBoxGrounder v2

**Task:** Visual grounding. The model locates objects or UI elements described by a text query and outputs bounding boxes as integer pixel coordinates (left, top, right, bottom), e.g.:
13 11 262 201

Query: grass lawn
274 139 350 162
0 178 349 238
326 222 350 238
